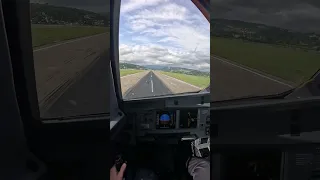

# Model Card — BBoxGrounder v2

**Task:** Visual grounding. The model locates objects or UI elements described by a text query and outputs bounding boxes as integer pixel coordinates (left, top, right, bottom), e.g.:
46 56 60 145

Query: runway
211 56 293 101
38 33 296 118
43 52 110 118
124 71 172 99
44 54 295 118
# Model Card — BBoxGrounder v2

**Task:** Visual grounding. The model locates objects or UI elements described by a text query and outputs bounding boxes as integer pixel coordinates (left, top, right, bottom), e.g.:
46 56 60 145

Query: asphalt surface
211 56 293 101
33 33 108 107
124 71 172 99
43 52 110 118
43 53 295 117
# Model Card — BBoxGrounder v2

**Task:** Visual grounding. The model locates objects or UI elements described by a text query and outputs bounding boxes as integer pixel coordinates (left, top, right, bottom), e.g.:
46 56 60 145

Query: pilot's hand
110 163 127 180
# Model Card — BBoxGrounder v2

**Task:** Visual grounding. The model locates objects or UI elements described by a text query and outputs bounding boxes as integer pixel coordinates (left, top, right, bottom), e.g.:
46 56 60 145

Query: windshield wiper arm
43 112 110 121
266 88 295 99
212 88 296 103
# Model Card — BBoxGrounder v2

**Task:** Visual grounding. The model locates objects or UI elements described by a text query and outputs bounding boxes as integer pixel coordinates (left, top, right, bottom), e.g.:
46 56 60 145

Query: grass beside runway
212 36 320 84
160 71 210 88
31 24 109 47
120 69 145 77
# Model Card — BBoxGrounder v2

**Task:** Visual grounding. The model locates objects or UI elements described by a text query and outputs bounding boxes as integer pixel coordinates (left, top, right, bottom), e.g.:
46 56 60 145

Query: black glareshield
210 98 320 180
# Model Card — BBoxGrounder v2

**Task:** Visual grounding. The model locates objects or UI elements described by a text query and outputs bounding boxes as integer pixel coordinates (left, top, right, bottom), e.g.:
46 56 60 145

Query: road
211 56 293 101
124 71 172 99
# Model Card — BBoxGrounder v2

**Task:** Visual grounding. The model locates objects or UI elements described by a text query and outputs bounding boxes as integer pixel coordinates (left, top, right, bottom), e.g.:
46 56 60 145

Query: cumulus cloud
131 36 151 43
119 0 210 71
127 3 188 22
121 0 167 13
119 44 210 71
212 0 320 32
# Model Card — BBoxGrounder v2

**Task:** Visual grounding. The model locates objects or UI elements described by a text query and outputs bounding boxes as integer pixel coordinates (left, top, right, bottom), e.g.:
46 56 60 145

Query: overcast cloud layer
119 0 210 71
212 0 320 33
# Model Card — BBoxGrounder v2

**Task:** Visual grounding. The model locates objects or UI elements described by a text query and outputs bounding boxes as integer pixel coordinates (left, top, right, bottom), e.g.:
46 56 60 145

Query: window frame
3 0 113 126
110 0 124 105
191 0 210 21
116 0 210 102
2 0 41 131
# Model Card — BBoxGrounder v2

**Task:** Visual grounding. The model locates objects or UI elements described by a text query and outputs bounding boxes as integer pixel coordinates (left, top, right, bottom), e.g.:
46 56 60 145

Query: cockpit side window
211 0 320 102
28 1 111 119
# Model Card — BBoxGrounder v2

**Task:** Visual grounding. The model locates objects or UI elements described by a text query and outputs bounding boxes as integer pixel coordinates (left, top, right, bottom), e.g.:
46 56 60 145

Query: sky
212 0 320 33
118 0 210 72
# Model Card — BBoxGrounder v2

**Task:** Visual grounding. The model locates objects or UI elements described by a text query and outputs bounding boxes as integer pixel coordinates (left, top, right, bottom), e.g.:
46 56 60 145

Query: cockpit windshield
211 0 320 102
119 0 210 100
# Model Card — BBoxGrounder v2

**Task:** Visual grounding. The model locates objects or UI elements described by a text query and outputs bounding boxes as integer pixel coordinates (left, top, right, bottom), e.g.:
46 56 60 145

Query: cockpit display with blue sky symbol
160 114 170 122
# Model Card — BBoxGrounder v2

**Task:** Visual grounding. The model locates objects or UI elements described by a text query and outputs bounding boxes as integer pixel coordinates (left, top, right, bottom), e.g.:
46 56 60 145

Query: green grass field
120 69 144 77
31 25 108 47
160 71 210 88
212 36 320 84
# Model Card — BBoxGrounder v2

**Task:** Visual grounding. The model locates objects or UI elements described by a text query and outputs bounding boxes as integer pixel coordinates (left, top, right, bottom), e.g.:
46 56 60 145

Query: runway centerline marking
151 74 154 93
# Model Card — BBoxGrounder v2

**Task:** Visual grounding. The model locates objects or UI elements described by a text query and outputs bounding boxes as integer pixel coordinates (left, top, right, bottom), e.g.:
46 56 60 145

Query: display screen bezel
179 109 198 129
156 110 176 129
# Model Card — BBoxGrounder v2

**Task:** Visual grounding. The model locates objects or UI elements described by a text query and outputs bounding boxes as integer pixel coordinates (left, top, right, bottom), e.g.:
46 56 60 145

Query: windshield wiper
42 112 110 121
165 89 208 96
265 88 295 99
153 89 206 97
211 88 296 104
124 89 208 101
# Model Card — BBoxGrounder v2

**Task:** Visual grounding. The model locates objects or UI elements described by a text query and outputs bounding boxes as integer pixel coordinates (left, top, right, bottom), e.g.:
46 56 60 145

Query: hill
212 18 320 51
30 3 108 26
144 65 209 77
144 65 166 70
120 63 209 77
119 63 147 70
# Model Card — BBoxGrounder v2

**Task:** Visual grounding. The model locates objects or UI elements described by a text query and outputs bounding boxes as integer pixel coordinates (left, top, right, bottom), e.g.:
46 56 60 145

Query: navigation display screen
156 111 176 129
180 109 198 128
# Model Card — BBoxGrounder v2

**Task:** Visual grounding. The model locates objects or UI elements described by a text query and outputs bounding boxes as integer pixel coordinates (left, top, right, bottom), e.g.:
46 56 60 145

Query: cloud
119 0 210 71
127 3 188 22
121 0 166 13
131 36 151 43
119 44 210 71
140 28 168 37
158 23 209 51
212 0 320 32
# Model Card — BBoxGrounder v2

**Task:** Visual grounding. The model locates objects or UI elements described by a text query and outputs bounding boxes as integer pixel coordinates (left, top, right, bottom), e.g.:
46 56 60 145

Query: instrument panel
122 93 210 143
138 108 210 137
